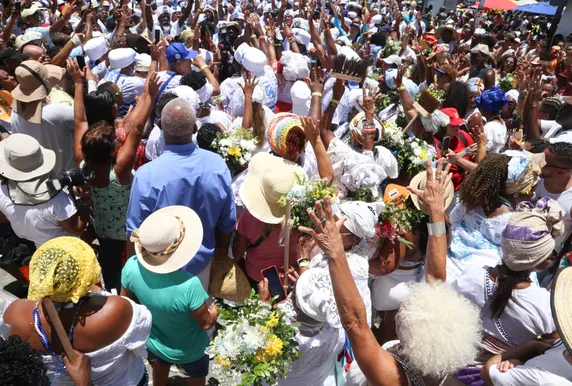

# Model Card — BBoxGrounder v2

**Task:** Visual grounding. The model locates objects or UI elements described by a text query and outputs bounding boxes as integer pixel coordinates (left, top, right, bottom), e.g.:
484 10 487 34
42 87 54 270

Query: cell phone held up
14 1 21 11
76 55 86 70
155 29 161 43
441 136 451 156
261 265 287 304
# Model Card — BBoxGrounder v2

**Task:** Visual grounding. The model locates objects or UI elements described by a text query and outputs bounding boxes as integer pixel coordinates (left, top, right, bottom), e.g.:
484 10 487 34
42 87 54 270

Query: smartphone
155 29 161 43
441 136 451 155
261 266 286 303
76 55 86 69
14 1 20 11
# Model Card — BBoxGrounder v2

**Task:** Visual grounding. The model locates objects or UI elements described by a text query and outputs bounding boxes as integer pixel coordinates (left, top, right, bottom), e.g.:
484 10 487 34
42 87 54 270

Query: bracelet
427 221 446 236
251 34 257 39
258 35 266 40
397 85 406 91
199 64 208 71
330 99 340 106
299 260 311 268
312 92 322 98
275 43 282 47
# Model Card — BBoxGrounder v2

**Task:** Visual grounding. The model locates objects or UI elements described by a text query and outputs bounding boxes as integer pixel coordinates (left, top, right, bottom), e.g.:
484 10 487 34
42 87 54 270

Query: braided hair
0 336 50 386
460 153 510 214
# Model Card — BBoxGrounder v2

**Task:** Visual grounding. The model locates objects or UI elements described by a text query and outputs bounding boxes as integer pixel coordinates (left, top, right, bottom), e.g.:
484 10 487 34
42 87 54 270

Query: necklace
499 197 514 210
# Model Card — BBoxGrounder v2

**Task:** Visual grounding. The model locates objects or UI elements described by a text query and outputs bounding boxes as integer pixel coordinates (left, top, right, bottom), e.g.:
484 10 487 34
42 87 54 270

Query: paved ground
0 268 217 385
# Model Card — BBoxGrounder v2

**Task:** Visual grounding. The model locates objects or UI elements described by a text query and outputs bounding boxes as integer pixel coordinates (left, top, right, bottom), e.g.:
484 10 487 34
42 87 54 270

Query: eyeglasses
114 88 122 96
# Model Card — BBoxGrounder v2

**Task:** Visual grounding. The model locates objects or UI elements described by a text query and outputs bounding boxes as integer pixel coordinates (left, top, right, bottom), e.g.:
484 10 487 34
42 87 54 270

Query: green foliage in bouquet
498 73 516 92
211 128 259 176
278 175 337 229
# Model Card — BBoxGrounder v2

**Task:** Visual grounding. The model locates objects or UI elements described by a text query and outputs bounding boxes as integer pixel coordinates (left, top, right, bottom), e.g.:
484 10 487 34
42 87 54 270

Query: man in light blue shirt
21 4 75 48
126 98 236 288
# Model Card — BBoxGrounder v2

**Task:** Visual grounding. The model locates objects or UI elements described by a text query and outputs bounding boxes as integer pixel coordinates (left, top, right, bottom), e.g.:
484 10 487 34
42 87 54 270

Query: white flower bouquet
211 129 259 176
206 291 301 386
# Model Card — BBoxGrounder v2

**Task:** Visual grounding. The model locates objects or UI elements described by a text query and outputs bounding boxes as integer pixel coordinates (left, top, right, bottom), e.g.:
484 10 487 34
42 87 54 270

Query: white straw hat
552 266 572 354
0 133 55 181
239 153 305 224
130 206 203 274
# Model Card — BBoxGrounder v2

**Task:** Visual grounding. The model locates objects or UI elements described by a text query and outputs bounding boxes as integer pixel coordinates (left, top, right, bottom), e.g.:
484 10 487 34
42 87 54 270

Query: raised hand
357 83 375 120
407 158 452 215
300 116 320 144
66 58 85 85
307 64 325 92
238 72 259 99
146 72 163 101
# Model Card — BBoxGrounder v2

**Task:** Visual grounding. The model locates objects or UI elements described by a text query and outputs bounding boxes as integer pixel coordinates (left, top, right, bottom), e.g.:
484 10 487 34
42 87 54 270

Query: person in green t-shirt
121 206 219 386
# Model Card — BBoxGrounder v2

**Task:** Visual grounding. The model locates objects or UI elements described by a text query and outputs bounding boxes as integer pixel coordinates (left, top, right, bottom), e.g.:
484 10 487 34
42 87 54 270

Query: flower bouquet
382 38 402 58
498 73 516 92
375 200 427 248
415 84 445 103
206 291 301 386
278 175 337 229
211 129 259 176
374 89 398 115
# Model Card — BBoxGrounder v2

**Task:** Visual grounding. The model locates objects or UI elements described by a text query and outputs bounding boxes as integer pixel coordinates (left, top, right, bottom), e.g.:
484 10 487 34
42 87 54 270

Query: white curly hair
396 282 482 379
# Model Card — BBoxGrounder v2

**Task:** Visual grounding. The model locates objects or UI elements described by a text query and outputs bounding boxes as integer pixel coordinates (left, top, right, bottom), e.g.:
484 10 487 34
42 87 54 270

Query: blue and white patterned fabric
258 65 278 111
445 203 511 283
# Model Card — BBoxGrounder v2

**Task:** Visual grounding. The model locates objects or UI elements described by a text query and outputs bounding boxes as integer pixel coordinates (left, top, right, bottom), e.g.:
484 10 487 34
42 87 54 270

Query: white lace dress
42 297 152 386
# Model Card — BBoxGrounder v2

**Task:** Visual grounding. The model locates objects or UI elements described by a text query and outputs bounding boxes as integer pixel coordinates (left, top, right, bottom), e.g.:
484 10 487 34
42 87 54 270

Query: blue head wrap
475 86 509 114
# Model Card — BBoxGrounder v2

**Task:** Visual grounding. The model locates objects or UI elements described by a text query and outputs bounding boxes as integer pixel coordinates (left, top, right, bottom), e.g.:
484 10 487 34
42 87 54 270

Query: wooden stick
42 298 76 362
282 198 292 288
402 114 418 133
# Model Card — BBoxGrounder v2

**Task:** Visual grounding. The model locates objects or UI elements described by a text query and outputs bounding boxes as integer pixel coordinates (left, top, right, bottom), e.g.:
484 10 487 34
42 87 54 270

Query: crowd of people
0 0 571 384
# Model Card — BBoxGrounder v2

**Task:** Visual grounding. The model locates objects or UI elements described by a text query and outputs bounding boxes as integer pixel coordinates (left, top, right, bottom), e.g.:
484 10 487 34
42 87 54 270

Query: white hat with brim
21 5 40 19
437 24 458 41
12 61 62 103
108 48 137 70
408 170 454 215
239 153 305 224
84 37 109 62
131 205 203 274
242 47 266 77
15 32 43 52
0 133 55 182
552 266 572 354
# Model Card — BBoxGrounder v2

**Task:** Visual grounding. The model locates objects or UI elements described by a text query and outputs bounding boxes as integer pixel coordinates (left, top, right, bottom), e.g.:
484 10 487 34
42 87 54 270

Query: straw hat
436 24 458 41
208 254 251 302
552 266 572 354
239 153 305 224
408 170 454 214
130 206 203 274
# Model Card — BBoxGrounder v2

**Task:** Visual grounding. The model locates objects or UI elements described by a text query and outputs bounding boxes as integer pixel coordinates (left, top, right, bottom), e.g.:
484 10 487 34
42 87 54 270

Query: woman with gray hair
452 197 563 360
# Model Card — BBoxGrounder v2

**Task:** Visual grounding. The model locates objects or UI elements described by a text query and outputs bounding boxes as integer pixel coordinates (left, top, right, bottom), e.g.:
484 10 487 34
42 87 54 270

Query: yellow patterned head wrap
28 237 101 304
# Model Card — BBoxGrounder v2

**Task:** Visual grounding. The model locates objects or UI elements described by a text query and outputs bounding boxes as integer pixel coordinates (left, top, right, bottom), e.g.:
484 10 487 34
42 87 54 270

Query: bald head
467 112 483 130
23 45 46 62
161 98 197 144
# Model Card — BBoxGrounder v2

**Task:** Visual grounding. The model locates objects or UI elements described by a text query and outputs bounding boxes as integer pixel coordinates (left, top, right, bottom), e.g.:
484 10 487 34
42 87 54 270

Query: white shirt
0 185 77 248
489 343 572 386
484 120 507 154
197 110 233 130
452 265 555 346
156 71 182 93
535 181 572 254
540 120 572 144
10 104 75 176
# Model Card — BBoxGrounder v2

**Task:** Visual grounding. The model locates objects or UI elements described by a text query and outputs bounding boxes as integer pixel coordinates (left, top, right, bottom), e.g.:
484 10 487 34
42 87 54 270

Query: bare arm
67 59 88 166
191 302 219 330
178 0 193 27
50 0 77 35
319 78 345 149
232 232 248 262
52 36 83 67
238 75 257 131
3 8 19 44
194 55 220 96
301 116 334 186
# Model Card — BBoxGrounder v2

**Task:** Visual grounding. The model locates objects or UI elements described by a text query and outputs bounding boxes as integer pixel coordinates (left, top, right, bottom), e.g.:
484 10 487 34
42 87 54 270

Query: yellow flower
215 354 232 369
419 148 427 160
228 146 242 158
266 311 279 328
263 335 283 359
258 325 269 334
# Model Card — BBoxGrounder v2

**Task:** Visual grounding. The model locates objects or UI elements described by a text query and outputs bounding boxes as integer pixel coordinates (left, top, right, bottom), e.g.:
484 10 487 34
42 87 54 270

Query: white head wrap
420 109 450 134
228 81 266 117
195 82 214 103
295 268 341 327
337 201 385 239
505 89 519 101
281 51 310 81
341 158 388 195
168 85 201 111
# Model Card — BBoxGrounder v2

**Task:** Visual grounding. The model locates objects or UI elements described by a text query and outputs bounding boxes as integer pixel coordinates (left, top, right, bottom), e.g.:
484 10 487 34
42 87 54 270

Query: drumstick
42 298 76 362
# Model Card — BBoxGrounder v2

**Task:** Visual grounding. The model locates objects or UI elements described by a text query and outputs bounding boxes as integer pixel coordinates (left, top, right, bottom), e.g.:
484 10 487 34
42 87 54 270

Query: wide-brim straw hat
437 24 459 41
12 60 62 103
130 205 203 274
239 153 305 224
551 267 572 354
208 254 251 302
409 170 454 214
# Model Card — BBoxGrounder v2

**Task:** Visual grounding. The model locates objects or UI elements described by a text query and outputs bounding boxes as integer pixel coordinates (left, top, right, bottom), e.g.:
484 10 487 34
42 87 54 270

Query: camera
47 166 95 192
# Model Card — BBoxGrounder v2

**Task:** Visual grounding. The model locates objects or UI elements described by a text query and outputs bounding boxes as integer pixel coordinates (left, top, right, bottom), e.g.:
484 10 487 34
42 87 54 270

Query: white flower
413 147 421 157
220 138 232 147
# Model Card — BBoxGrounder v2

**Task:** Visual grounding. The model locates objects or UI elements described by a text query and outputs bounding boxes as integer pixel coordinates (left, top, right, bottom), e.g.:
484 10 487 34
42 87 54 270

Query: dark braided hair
442 81 470 119
460 153 510 214
490 263 532 318
0 336 50 386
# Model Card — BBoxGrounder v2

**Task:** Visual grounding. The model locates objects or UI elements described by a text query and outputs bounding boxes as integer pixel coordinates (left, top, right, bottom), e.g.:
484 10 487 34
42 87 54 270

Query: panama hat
408 170 454 214
130 205 203 274
437 24 458 41
0 133 55 181
239 153 305 224
551 266 572 354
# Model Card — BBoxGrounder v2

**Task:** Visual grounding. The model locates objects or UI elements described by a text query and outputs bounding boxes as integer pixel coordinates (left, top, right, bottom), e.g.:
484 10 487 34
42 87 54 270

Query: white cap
108 48 137 70
383 54 402 67
233 42 249 65
348 11 357 18
21 5 40 19
155 5 171 17
135 53 151 72
14 32 43 52
291 80 311 115
84 37 109 62
371 14 382 25
293 28 311 49
242 47 266 76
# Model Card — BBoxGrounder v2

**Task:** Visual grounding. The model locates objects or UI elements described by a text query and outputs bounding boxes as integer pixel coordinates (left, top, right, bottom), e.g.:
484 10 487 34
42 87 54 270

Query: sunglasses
545 163 571 170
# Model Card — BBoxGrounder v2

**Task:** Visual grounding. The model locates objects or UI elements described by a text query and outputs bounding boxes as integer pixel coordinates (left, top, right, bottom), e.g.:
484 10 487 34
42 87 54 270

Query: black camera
47 166 95 192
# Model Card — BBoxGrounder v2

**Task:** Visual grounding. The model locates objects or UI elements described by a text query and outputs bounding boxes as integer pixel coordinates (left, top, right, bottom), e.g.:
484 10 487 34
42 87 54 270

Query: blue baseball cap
166 43 198 63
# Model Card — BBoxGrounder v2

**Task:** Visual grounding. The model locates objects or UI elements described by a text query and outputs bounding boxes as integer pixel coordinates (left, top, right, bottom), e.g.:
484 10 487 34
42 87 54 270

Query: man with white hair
127 98 236 290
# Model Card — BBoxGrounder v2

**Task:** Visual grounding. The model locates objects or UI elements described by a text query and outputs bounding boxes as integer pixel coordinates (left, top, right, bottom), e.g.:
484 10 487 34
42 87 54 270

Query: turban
338 201 385 240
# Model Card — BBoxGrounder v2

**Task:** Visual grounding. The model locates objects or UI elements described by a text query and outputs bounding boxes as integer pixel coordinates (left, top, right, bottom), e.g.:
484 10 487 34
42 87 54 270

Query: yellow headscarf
28 237 101 304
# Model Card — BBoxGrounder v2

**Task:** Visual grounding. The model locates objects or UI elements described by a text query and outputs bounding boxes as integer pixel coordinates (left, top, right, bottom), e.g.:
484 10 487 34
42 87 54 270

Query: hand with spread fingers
301 116 320 145
238 72 259 99
298 196 346 260
407 159 452 216
357 83 375 120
